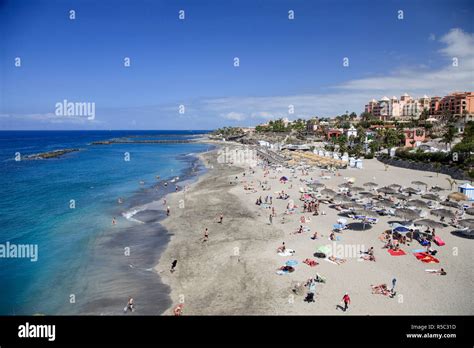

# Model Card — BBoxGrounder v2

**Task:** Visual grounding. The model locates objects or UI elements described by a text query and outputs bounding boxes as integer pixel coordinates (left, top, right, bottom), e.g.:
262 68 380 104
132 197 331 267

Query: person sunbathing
427 268 447 275
329 232 336 241
328 256 346 265
303 258 318 267
311 232 319 240
361 254 376 262
277 242 286 253
371 284 390 295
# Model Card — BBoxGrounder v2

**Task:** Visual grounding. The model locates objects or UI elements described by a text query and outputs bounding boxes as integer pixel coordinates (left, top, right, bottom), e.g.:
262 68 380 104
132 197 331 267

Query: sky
0 0 473 130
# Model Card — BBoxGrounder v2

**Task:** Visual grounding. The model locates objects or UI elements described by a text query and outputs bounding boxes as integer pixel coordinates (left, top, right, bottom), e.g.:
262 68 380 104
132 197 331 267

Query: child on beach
340 293 351 312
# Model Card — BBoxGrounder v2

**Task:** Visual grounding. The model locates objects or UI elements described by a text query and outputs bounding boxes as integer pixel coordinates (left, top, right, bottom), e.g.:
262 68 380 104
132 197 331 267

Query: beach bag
313 252 326 258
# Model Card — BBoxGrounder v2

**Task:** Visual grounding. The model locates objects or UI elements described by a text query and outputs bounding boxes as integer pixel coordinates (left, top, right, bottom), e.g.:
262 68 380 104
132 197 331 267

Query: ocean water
0 130 211 315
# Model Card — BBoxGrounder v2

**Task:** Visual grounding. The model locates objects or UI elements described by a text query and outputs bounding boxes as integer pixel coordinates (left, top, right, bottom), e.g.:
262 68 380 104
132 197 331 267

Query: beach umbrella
414 219 446 229
280 176 288 182
349 186 365 193
403 187 419 195
459 219 474 229
466 207 474 216
392 193 408 201
392 225 410 233
338 182 352 189
341 202 364 210
412 181 427 187
448 192 468 202
321 188 336 197
389 183 402 190
354 209 378 218
378 186 396 194
431 209 456 219
406 199 430 209
359 191 376 198
333 194 352 203
440 201 461 209
395 208 420 221
421 193 440 201
430 186 445 192
452 229 474 239
308 183 325 190
337 218 348 225
346 177 356 183
372 199 394 208
363 182 378 188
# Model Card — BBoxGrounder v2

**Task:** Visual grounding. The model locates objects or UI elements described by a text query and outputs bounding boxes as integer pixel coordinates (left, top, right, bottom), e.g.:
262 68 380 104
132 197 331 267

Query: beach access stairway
256 148 287 164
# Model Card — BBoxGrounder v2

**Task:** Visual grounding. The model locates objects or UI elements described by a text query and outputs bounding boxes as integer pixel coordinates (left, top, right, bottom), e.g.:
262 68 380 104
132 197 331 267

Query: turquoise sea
0 130 210 315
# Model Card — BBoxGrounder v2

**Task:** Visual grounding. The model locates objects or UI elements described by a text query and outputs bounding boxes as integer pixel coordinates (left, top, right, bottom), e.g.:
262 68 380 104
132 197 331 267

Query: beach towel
278 249 295 256
411 249 426 253
285 259 299 266
414 252 440 263
434 236 445 246
388 249 406 256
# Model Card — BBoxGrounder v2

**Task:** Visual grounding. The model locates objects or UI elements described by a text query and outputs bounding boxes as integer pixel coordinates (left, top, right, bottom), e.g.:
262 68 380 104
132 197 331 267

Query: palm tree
442 124 457 150
446 178 457 190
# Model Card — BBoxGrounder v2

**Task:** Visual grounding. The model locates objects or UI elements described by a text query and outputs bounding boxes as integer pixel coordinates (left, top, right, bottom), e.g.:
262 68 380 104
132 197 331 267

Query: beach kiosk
458 183 474 201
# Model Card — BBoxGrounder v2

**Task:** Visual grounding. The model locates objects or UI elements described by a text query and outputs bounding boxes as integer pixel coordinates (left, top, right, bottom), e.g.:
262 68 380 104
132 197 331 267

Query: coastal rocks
24 148 80 160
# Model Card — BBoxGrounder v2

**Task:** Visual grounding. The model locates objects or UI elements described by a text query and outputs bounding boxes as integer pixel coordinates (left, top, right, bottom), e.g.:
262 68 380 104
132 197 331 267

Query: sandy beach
156 144 473 315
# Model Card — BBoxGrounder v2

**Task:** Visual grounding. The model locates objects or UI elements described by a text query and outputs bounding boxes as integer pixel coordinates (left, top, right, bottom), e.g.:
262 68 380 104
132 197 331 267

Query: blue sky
1 0 473 130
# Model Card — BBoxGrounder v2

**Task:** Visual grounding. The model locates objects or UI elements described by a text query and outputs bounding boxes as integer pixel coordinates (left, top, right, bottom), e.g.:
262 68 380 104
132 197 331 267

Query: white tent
459 183 474 201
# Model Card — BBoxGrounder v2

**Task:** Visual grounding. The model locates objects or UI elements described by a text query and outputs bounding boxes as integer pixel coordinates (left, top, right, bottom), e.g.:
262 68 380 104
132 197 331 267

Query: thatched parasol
349 186 365 193
406 199 430 209
321 188 336 197
363 182 378 188
403 187 419 195
395 208 420 221
308 183 325 190
431 209 456 219
359 191 377 198
412 181 427 187
466 207 474 216
378 186 396 195
341 202 364 210
421 193 440 201
333 194 352 203
389 183 402 190
440 201 461 209
372 199 394 208
430 186 445 192
458 219 474 229
414 219 446 229
392 193 408 201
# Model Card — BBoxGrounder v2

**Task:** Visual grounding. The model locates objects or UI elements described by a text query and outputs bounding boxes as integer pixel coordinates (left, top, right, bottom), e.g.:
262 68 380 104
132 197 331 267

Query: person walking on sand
219 213 224 224
166 206 170 216
340 293 351 312
170 259 178 273
269 213 273 225
202 228 209 242
124 297 134 313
